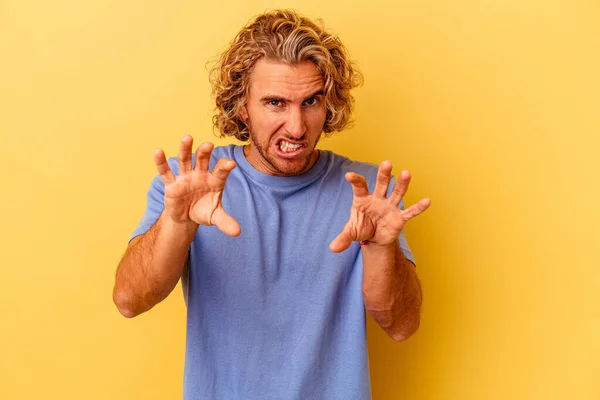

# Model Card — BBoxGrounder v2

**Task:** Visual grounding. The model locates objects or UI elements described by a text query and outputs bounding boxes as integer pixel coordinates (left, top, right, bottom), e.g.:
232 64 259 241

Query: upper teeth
280 141 302 152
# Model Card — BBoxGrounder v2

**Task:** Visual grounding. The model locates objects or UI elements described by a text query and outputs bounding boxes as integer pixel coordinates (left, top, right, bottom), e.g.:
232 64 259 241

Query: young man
113 9 430 399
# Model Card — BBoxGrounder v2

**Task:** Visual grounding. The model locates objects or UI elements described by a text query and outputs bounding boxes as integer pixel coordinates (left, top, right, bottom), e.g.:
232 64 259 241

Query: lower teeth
281 144 299 152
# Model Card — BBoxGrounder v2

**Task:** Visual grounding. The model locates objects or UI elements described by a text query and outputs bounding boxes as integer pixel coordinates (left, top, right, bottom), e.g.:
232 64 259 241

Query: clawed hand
154 138 429 245
154 136 241 236
329 161 431 253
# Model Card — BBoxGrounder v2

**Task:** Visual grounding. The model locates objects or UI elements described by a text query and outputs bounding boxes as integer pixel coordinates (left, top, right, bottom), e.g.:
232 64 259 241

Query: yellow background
1 1 599 399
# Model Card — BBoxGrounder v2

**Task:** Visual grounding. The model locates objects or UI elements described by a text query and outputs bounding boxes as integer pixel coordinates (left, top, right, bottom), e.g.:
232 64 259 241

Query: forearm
361 241 422 342
113 212 198 318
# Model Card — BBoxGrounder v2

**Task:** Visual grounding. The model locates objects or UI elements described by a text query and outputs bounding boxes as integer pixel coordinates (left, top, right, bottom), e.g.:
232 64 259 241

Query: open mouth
274 139 307 158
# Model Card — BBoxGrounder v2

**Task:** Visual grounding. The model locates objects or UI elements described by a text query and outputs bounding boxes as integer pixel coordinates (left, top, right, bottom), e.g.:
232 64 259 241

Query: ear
240 105 248 121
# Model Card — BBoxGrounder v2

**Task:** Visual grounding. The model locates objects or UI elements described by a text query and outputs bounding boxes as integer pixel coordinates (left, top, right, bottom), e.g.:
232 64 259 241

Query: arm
330 162 430 342
112 137 239 318
113 213 198 318
361 241 422 342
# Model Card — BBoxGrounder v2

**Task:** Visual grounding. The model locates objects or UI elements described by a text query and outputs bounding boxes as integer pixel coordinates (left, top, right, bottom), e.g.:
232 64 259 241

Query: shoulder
208 144 237 159
326 150 379 171
323 150 380 182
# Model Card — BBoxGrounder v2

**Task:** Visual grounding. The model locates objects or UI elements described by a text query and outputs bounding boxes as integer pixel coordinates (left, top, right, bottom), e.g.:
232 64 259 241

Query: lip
273 138 308 159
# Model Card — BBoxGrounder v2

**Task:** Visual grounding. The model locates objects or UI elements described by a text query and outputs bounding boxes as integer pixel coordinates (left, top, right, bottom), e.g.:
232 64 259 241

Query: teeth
279 141 302 152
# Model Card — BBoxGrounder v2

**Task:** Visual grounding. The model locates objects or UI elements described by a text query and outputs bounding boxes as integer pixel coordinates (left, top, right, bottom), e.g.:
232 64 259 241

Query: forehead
247 59 324 99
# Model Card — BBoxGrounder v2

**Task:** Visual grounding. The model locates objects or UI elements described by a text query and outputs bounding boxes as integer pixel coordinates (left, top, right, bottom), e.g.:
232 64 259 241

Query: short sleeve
129 173 166 242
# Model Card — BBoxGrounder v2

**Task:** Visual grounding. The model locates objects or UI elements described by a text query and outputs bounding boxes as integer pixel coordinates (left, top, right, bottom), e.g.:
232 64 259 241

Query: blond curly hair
209 9 363 141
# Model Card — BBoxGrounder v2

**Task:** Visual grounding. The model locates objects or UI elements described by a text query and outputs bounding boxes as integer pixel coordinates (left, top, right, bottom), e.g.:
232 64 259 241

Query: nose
284 106 307 139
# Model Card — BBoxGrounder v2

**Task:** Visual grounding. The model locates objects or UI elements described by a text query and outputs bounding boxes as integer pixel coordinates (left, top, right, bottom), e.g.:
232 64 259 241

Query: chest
188 176 362 302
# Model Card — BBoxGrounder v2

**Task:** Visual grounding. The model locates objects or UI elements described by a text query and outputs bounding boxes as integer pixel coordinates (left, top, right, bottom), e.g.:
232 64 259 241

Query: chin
271 156 313 176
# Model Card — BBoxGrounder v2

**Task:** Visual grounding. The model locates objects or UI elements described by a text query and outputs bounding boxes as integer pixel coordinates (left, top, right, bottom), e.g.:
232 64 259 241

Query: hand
329 161 431 253
154 136 241 236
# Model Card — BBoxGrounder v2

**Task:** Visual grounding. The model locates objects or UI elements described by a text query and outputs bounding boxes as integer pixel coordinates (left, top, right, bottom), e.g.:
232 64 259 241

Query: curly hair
209 9 363 141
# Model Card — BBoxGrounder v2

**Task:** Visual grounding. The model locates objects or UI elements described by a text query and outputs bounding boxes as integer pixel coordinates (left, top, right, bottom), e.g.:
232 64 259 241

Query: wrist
361 239 398 250
160 213 199 236
360 240 401 260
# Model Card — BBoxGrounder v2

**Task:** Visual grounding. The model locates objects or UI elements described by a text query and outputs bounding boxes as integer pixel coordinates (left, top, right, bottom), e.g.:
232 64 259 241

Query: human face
240 59 327 176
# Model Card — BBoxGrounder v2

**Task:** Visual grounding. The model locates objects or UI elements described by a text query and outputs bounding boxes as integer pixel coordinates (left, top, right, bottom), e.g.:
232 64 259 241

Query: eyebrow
260 90 324 103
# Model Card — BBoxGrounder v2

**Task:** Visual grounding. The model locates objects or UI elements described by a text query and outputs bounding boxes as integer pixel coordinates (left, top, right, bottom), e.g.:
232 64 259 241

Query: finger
178 135 194 174
212 158 236 181
329 226 355 253
345 172 370 198
402 198 431 221
389 170 411 206
212 207 241 237
195 142 214 172
153 148 175 185
373 161 393 198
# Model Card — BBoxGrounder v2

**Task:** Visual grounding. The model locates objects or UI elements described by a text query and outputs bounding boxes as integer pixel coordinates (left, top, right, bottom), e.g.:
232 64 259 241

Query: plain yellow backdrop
1 1 599 399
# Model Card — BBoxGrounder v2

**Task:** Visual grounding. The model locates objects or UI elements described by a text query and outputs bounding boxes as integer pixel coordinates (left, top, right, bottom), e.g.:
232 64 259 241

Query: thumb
329 225 355 253
212 207 241 237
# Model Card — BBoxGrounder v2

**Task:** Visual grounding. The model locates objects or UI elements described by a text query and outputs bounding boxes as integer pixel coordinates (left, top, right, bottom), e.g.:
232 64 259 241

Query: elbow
112 287 142 318
367 303 422 342
390 318 420 342
390 330 416 343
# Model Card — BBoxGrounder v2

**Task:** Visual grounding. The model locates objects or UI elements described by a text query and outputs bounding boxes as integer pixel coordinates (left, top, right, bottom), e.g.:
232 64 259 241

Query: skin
240 59 326 176
112 140 237 317
330 163 431 341
113 59 431 342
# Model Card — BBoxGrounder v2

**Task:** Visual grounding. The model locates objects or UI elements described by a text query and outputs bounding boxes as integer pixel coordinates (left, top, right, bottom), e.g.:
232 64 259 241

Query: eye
269 100 282 107
304 97 317 106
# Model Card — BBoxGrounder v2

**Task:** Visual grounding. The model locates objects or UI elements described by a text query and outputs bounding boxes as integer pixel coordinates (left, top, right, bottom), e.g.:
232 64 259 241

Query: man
113 9 431 400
